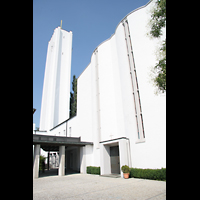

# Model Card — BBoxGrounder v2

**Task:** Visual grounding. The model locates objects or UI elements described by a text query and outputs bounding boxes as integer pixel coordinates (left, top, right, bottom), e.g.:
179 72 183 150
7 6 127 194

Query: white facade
39 27 72 132
36 0 166 176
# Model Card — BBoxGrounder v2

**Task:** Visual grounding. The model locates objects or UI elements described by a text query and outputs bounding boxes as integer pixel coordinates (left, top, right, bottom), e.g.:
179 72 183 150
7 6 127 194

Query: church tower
40 26 73 131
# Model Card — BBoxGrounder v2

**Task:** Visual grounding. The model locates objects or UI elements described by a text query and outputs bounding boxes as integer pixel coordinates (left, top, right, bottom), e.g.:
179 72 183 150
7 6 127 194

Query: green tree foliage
70 75 77 118
154 39 166 92
150 0 166 38
150 0 166 93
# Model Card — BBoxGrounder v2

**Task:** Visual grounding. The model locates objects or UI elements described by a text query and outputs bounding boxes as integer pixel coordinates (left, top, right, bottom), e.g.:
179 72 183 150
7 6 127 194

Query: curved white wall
70 0 166 169
127 1 166 168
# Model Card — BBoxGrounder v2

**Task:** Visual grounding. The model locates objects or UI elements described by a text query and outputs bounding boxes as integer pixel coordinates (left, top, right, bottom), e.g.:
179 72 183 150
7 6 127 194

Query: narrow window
122 18 145 143
69 127 71 137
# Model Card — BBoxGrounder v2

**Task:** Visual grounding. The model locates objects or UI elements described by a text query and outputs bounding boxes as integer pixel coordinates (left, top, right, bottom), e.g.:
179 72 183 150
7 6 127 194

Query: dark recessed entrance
33 134 93 178
110 146 120 174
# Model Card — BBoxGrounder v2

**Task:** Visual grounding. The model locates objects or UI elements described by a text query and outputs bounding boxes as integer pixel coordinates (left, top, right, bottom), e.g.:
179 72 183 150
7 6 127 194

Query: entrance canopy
33 134 93 151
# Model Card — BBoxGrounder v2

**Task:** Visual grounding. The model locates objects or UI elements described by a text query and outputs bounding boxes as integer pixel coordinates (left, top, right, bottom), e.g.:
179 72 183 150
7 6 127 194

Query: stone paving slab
33 174 166 200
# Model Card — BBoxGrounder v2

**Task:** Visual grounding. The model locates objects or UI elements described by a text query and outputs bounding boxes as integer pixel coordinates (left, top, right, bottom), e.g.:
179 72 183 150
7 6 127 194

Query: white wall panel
127 0 166 168
98 39 118 142
76 64 93 142
115 23 137 142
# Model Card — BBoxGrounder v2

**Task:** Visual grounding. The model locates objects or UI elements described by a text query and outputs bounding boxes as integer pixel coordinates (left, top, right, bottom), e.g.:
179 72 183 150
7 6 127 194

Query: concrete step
100 174 121 178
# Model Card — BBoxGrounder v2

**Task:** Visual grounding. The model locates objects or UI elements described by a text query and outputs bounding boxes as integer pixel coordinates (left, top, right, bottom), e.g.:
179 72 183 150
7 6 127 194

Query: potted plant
121 165 130 179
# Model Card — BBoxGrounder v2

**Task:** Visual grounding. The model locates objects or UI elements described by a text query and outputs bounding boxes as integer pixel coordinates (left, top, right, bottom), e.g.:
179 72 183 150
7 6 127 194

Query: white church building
33 0 166 177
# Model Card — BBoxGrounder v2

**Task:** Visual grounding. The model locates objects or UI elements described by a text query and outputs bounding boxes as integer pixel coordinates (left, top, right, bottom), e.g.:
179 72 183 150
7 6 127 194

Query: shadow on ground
39 168 79 178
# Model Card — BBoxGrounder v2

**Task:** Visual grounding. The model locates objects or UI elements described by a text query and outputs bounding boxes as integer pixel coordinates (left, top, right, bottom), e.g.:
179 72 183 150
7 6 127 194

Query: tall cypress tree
69 75 77 118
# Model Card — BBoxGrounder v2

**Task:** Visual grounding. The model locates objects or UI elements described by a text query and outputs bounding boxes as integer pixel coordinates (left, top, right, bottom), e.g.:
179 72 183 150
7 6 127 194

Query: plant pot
123 173 129 179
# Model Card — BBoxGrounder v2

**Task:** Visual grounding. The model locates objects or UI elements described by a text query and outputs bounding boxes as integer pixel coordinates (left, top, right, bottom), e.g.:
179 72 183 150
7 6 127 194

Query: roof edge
77 0 153 80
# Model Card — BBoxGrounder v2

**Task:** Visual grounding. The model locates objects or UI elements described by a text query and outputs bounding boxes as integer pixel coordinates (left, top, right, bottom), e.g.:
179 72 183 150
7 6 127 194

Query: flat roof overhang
33 134 93 151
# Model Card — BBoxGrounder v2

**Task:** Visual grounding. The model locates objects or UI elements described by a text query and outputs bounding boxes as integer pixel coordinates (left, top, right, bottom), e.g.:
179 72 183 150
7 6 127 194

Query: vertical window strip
137 91 142 113
122 18 145 141
141 115 145 138
135 115 140 139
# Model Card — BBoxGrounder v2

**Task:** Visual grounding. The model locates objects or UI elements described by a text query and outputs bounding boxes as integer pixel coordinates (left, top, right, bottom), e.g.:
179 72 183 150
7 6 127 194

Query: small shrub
130 168 166 181
39 155 46 171
87 166 92 174
87 166 100 175
121 165 130 173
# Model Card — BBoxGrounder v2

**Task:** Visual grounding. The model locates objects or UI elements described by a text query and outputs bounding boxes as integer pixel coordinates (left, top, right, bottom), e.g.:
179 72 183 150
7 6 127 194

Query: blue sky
33 0 150 128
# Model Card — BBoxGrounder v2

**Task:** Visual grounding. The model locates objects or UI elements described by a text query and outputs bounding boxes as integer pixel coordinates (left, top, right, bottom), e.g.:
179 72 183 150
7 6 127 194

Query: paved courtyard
33 174 166 200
